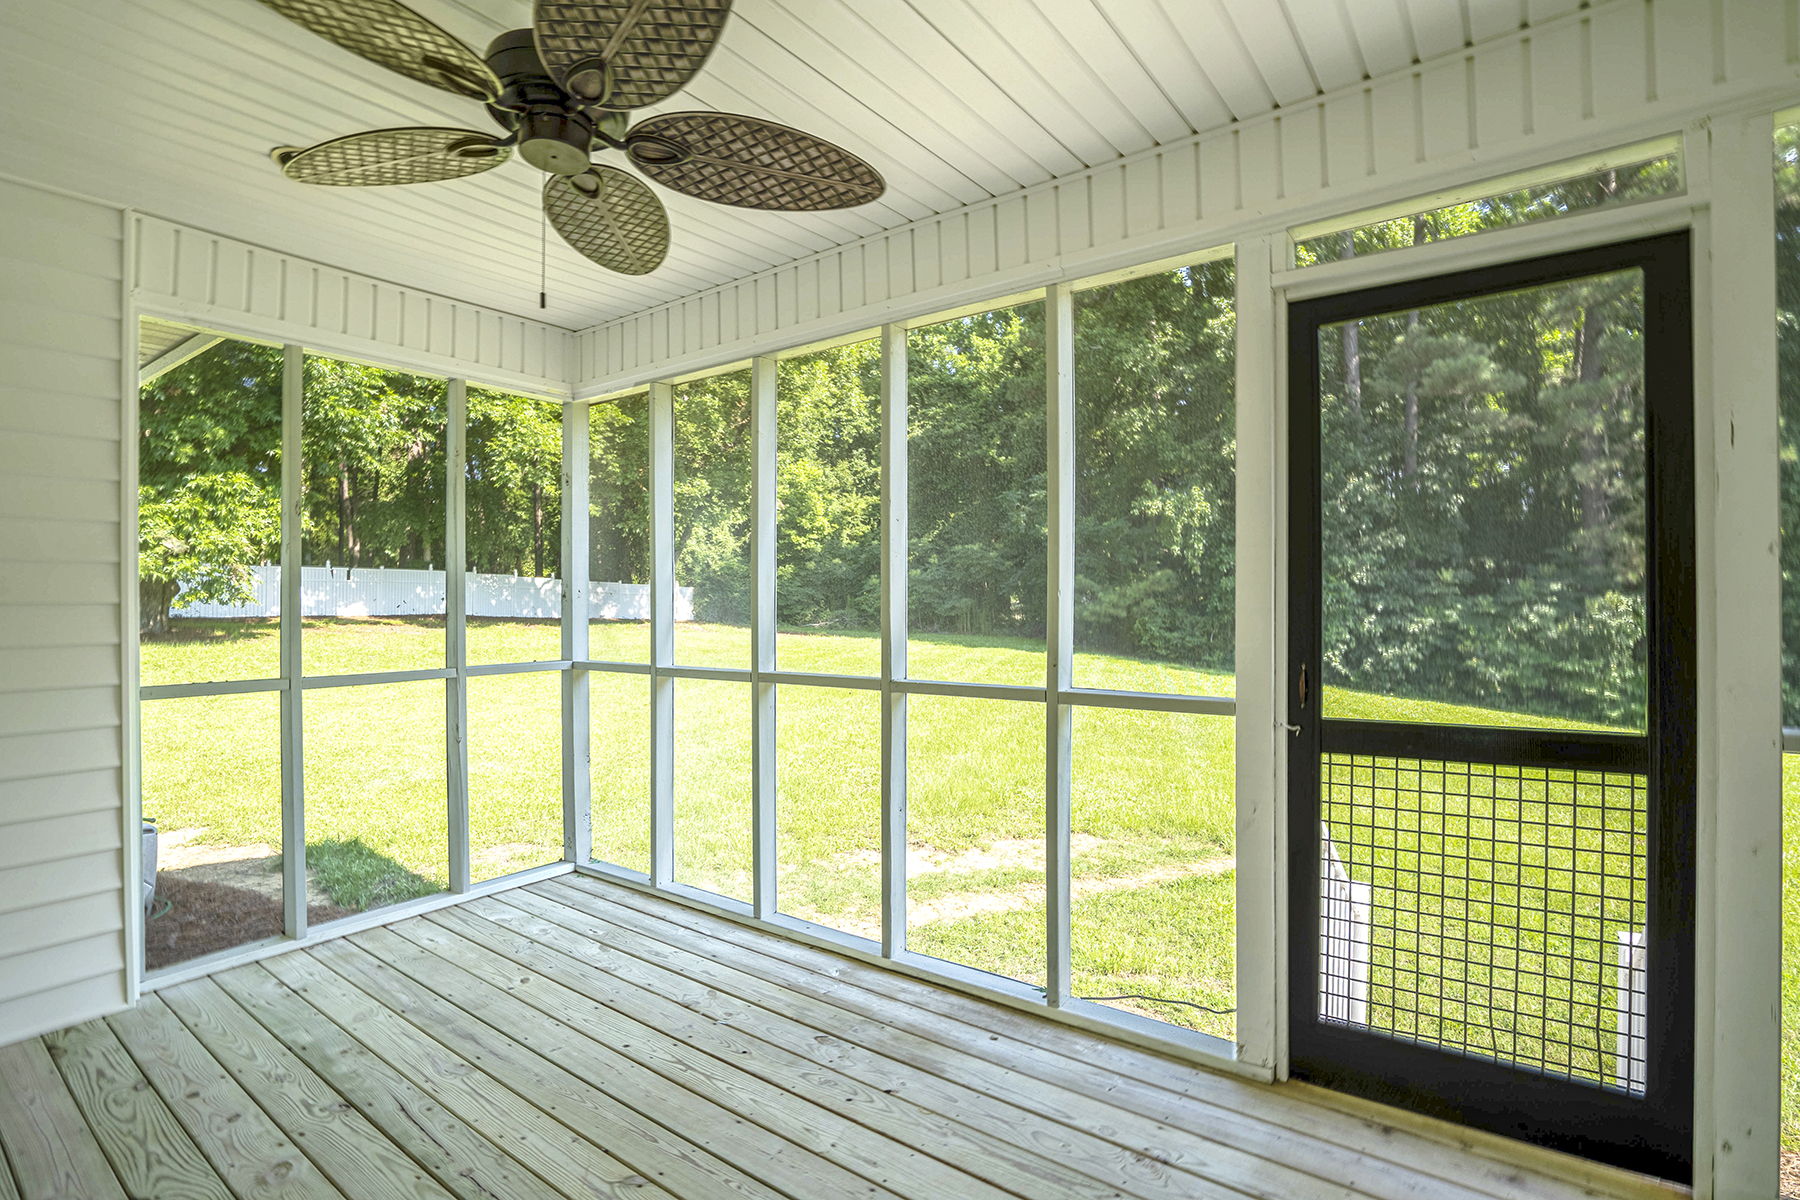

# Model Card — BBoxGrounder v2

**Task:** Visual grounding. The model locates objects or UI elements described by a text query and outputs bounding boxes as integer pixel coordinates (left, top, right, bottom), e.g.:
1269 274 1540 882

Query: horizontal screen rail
141 677 286 700
1316 718 1649 773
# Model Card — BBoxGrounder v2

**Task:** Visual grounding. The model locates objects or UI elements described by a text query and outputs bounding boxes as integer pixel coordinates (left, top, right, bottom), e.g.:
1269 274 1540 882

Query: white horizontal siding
133 215 575 400
572 0 1800 394
0 978 127 1052
0 177 128 1047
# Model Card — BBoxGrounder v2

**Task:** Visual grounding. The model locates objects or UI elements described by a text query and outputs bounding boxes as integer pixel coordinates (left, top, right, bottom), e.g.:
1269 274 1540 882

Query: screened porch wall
131 215 575 401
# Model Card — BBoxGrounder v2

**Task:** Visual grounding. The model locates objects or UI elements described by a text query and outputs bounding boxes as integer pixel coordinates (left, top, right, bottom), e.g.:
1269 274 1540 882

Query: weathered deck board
207 964 570 1200
3 877 1688 1200
258 952 668 1200
157 978 454 1200
312 935 871 1200
369 920 1012 1200
501 884 1427 1200
0 1135 18 1200
0 1038 125 1200
403 910 1036 1200
107 996 344 1200
467 892 1332 1200
40 1018 232 1200
554 874 1685 1200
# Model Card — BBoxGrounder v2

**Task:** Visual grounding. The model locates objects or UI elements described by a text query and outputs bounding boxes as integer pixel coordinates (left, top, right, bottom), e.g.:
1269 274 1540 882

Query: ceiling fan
258 0 887 278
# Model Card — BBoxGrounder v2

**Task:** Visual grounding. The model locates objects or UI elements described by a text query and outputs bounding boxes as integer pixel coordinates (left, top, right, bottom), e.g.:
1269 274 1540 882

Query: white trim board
131 214 574 400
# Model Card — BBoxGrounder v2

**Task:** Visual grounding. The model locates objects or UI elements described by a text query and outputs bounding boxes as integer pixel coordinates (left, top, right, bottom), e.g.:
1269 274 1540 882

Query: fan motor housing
485 28 595 176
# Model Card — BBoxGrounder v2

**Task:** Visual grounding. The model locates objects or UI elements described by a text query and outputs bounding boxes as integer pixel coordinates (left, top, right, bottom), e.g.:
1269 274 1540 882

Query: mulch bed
1783 1150 1800 1199
144 872 352 972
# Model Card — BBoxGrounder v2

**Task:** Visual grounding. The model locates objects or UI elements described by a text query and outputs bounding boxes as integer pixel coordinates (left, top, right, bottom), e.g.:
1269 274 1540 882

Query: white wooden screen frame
129 333 576 993
576 246 1248 1071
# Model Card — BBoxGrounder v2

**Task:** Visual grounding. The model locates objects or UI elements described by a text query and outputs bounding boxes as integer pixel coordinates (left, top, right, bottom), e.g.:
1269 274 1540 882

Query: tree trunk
1575 306 1609 534
139 577 177 637
337 463 361 569
1400 215 1429 479
1402 309 1421 479
1336 234 1363 419
532 483 545 578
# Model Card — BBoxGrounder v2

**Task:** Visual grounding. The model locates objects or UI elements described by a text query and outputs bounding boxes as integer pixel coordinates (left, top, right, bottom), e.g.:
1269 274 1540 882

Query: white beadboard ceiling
1 0 1561 330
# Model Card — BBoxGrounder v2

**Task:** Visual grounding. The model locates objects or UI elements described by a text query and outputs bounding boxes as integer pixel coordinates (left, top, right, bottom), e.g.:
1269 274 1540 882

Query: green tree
907 303 1047 636
300 357 446 572
1072 261 1237 667
466 388 562 577
674 371 753 624
137 340 282 634
590 393 651 587
776 340 881 628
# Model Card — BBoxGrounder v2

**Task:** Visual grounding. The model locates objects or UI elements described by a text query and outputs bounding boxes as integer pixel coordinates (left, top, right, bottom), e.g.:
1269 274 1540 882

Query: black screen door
1286 233 1693 1180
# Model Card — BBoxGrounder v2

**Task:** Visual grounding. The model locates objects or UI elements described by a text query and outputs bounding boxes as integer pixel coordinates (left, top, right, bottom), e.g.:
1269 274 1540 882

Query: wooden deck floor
0 874 1686 1200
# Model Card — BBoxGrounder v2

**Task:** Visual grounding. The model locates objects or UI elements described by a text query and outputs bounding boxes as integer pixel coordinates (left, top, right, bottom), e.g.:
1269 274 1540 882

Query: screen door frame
1284 231 1695 1180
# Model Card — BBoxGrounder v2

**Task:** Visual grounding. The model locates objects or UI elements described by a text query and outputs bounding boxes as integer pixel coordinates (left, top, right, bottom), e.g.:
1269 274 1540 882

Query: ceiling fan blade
544 167 670 275
256 0 499 100
533 0 730 108
275 128 511 187
624 112 884 211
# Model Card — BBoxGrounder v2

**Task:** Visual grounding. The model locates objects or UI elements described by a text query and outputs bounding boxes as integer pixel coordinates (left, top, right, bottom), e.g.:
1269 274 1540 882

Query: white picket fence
1320 823 1647 1094
171 565 693 622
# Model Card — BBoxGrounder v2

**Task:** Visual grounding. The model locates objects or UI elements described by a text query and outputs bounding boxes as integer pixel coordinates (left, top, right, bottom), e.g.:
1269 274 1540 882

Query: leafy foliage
139 339 565 637
1319 270 1649 727
1778 123 1800 725
137 340 282 634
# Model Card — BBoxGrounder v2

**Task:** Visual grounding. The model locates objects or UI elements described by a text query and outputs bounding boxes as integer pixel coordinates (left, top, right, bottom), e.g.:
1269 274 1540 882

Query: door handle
1298 662 1309 710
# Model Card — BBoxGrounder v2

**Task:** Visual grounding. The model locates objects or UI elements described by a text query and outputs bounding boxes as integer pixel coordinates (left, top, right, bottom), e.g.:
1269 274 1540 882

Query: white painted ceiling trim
132 213 574 398
571 0 1800 397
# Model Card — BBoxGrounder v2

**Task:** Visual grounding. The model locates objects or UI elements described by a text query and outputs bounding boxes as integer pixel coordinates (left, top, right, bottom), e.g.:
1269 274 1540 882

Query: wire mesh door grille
1318 752 1648 1093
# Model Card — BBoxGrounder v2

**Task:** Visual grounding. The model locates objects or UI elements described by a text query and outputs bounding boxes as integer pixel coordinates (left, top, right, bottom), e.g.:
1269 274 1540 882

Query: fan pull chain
539 206 548 311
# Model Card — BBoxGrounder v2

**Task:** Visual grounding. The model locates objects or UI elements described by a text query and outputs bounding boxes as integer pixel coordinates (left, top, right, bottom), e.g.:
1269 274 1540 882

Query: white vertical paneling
562 404 590 866
1526 23 1589 132
649 381 676 887
0 176 127 1045
1692 111 1781 1200
1088 169 1125 252
968 204 999 278
1650 0 1717 102
750 356 778 920
1418 57 1472 162
445 378 470 896
1234 235 1280 1075
1160 141 1202 230
1044 283 1074 1005
132 216 572 399
1123 157 1162 239
878 324 908 960
1029 189 1062 262
886 232 915 304
279 344 305 941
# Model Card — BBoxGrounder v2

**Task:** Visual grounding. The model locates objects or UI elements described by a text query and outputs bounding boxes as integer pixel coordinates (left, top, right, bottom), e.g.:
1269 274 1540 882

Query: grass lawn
142 615 1781 1099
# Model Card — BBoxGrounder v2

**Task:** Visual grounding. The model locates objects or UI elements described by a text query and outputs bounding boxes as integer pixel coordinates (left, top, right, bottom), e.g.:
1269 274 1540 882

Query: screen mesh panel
1318 752 1647 1093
